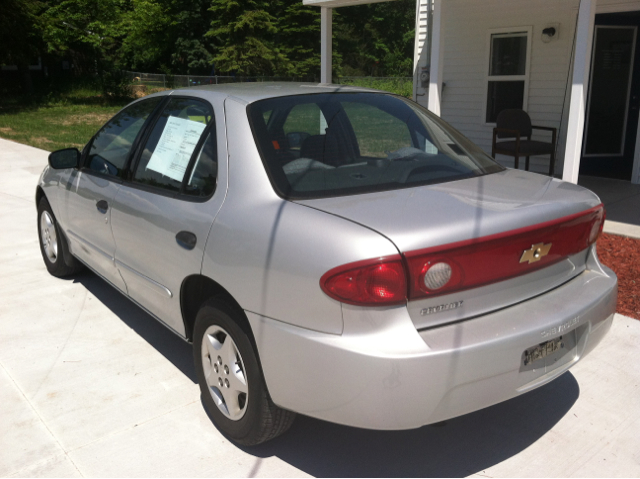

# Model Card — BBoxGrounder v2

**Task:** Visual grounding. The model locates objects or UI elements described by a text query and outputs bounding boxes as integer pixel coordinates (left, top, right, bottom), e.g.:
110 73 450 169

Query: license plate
524 337 564 366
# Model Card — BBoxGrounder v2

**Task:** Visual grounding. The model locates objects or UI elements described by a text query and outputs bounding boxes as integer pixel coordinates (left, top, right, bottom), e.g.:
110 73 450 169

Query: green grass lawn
0 84 130 152
0 103 124 152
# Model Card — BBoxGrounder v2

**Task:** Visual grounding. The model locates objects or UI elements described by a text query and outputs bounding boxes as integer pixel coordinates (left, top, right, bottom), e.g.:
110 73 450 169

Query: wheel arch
180 274 249 342
35 186 46 209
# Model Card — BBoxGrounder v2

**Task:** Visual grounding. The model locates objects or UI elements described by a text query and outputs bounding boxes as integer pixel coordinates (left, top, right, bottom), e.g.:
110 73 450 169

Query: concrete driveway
1 137 639 477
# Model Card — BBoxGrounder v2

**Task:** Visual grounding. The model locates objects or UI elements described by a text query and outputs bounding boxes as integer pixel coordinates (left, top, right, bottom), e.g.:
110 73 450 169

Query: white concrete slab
604 220 640 240
0 365 71 477
1 137 639 477
579 176 640 228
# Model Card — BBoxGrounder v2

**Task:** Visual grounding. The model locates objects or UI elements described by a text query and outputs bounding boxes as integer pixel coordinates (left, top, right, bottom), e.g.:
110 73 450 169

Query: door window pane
490 34 527 76
486 81 525 123
134 98 213 192
86 98 161 177
184 130 217 198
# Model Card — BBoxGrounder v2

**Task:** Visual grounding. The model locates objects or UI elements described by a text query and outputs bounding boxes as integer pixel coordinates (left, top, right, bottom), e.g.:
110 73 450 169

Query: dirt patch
31 137 53 144
0 127 14 133
597 233 640 320
56 113 114 126
131 84 147 99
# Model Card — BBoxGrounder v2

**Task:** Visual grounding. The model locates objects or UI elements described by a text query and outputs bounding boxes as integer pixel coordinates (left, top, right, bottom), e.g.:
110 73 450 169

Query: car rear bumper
247 248 617 430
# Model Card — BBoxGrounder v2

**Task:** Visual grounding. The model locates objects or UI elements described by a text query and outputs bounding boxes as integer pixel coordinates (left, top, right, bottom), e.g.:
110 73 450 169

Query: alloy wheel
201 325 249 421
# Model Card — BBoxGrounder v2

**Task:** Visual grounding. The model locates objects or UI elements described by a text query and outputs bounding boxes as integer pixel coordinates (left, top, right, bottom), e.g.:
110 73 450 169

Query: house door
580 12 640 180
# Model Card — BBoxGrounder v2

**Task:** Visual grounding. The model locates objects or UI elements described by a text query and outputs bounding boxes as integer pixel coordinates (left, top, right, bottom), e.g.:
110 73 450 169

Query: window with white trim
485 28 531 123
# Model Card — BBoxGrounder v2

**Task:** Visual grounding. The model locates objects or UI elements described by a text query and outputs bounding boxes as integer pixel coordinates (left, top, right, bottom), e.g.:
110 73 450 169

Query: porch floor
578 175 640 233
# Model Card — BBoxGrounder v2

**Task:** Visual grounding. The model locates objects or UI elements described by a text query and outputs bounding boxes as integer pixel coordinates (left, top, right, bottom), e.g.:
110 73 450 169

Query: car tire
193 297 296 445
37 197 84 277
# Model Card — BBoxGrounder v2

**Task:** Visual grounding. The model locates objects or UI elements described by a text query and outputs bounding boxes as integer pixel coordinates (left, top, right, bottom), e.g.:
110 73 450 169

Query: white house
304 0 640 185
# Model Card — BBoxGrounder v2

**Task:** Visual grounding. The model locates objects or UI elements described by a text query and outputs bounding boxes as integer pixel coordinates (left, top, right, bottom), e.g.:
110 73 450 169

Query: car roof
171 82 384 104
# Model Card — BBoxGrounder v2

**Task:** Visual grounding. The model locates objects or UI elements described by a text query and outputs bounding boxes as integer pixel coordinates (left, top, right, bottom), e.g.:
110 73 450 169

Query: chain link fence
123 71 413 97
123 71 317 89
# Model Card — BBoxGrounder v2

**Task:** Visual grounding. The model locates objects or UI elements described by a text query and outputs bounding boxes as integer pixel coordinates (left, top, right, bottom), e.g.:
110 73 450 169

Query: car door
110 95 227 335
61 97 164 291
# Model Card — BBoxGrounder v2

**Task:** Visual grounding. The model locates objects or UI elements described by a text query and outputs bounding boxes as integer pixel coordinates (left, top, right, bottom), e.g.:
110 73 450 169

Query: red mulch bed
596 233 640 320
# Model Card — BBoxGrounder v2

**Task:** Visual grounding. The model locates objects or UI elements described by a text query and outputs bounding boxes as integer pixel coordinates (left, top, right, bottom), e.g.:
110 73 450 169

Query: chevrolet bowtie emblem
520 243 552 264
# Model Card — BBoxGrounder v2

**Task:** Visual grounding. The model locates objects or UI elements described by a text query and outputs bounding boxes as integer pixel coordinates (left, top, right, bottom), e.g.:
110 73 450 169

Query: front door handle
96 200 109 214
176 231 197 250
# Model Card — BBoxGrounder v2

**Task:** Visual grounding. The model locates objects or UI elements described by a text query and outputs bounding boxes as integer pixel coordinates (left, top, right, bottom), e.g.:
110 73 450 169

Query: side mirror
48 148 80 169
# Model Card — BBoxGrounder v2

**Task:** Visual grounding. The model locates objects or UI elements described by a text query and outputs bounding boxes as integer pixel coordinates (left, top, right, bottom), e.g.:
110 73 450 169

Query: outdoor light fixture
542 24 559 43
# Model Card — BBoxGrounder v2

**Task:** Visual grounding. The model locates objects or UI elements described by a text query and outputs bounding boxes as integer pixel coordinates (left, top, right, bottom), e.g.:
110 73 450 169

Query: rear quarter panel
201 98 398 334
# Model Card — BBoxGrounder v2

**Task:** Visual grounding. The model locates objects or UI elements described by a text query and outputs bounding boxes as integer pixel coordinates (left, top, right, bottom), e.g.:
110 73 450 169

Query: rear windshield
247 92 504 199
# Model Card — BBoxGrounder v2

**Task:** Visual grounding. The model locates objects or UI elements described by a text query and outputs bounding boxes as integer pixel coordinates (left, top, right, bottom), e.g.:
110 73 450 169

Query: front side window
86 98 161 177
248 93 504 199
486 29 530 123
133 97 214 194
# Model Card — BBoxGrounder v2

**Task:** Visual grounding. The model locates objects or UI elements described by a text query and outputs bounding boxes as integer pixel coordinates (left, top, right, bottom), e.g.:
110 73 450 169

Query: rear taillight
405 204 605 300
320 256 407 306
320 204 604 306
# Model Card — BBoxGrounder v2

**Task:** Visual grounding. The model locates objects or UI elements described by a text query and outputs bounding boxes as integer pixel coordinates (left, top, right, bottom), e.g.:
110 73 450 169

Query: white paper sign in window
146 116 207 182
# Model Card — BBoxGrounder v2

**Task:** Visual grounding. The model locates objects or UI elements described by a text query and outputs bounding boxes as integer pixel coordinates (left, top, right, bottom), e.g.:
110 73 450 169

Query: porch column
562 0 596 183
427 0 443 116
321 7 333 83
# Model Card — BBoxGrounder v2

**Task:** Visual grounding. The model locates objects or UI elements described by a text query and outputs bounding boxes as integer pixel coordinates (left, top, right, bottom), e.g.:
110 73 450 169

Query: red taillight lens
320 256 407 306
589 207 605 244
405 204 605 300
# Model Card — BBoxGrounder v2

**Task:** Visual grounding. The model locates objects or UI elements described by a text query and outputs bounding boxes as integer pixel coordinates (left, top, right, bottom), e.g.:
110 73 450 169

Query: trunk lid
297 169 603 329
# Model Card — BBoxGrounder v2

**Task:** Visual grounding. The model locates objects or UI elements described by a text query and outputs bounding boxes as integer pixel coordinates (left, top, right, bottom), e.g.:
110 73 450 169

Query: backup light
422 262 452 290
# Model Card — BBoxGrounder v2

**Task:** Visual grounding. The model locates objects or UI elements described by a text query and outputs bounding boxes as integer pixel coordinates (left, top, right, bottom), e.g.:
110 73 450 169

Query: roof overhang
303 0 395 7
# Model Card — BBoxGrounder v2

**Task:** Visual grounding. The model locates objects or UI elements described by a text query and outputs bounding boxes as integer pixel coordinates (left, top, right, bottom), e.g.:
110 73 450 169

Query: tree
118 0 173 71
207 0 290 76
0 0 45 94
168 0 216 74
43 0 129 73
272 1 321 78
334 0 415 76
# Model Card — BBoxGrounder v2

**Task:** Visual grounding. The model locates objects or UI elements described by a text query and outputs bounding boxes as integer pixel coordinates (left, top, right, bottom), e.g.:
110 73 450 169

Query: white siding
413 0 431 101
597 0 640 13
437 0 581 174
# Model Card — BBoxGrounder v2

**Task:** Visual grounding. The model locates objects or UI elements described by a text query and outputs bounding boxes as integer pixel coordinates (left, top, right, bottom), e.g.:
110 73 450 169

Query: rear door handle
96 200 109 214
176 231 197 250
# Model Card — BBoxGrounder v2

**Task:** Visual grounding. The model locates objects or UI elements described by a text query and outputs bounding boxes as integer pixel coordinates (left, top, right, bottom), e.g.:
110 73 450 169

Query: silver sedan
36 83 617 445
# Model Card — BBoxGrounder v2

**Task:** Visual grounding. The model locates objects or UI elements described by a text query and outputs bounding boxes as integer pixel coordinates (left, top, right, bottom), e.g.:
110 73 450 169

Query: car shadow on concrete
73 271 197 383
245 366 580 478
73 271 579 477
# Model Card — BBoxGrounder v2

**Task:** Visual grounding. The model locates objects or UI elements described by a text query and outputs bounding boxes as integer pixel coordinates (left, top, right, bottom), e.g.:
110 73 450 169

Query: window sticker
146 116 206 182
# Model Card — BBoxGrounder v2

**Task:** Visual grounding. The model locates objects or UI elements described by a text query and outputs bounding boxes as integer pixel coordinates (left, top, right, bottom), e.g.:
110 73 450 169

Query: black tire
193 297 295 445
37 197 84 277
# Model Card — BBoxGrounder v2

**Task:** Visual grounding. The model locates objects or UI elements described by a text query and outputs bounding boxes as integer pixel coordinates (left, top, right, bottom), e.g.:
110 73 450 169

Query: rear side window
133 98 214 194
86 98 161 178
248 93 504 199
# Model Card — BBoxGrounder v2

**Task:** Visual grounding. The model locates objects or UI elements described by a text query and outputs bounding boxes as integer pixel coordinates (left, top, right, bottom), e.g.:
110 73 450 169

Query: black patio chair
492 109 557 176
